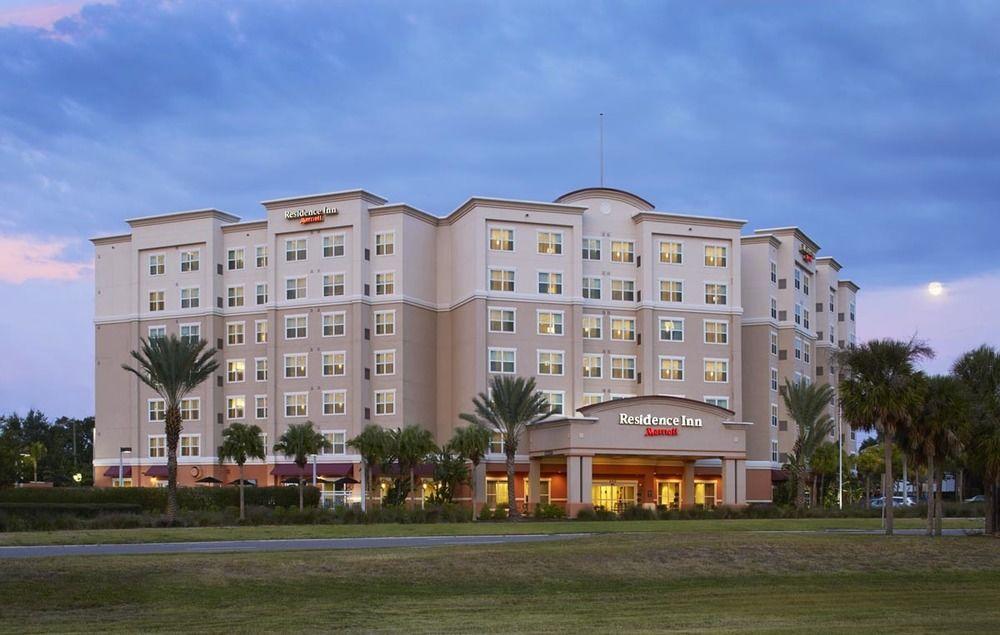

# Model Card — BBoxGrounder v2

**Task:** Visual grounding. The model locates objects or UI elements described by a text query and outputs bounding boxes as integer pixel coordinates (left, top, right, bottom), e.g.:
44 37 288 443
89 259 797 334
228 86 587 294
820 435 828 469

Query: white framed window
226 321 245 346
227 395 246 420
374 310 395 335
705 283 727 305
284 353 307 379
180 287 199 309
180 249 199 272
148 398 166 422
284 315 307 339
227 359 245 383
179 323 200 345
770 297 778 320
542 391 565 415
537 271 563 295
489 348 516 374
794 336 803 360
659 356 684 381
180 434 201 457
803 273 811 296
148 253 165 276
660 279 683 303
804 341 811 363
489 268 515 292
322 351 346 377
322 430 347 453
537 231 563 255
705 396 729 409
374 350 395 376
581 393 603 407
255 395 268 419
582 314 602 339
255 320 268 344
611 355 637 380
659 240 683 264
227 247 245 271
322 312 346 337
770 330 779 356
255 283 268 305
323 272 345 297
180 398 200 421
286 277 307 300
488 433 504 455
704 245 727 267
794 303 802 325
794 268 802 290
323 233 345 258
771 440 779 463
582 237 601 260
704 359 729 383
704 320 728 345
284 392 308 418
227 285 244 308
610 316 635 341
285 238 308 262
770 261 777 284
849 301 856 321
611 278 636 301
536 310 564 335
610 240 634 263
255 245 268 268
255 357 268 382
148 325 166 340
582 276 602 299
488 307 515 333
375 271 395 295
659 317 684 342
374 389 396 416
148 290 165 312
771 403 779 427
770 368 779 392
537 350 564 376
148 435 166 458
582 353 602 378
375 231 395 256
323 392 347 417
489 227 514 251
803 308 811 330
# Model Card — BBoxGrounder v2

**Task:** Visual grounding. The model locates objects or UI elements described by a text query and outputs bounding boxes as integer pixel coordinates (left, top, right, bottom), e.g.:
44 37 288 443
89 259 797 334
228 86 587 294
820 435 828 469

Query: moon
927 281 944 296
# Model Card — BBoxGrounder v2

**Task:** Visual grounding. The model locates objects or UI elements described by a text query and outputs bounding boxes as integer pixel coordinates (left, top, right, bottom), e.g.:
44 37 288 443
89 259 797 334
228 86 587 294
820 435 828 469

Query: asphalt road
0 533 586 559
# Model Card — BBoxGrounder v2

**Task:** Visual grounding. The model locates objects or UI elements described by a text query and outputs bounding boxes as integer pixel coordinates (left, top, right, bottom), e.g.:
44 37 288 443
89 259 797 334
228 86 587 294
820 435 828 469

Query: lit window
374 310 395 335
148 435 166 458
148 254 165 276
489 308 515 333
660 280 683 302
610 317 635 341
582 238 601 260
582 354 602 378
323 234 345 258
537 351 564 376
537 272 563 295
284 316 307 339
704 320 728 344
148 399 166 422
227 322 245 346
227 285 244 308
180 324 200 344
180 250 199 272
286 277 307 300
323 273 345 297
375 350 395 376
659 318 684 342
660 241 682 264
255 246 268 268
610 240 634 263
489 348 515 374
284 354 307 379
582 276 602 299
489 269 515 292
611 279 635 301
256 283 268 305
705 359 729 383
375 232 395 256
255 320 267 344
227 359 245 383
180 434 200 457
489 228 514 251
582 315 602 339
227 396 245 420
537 311 563 335
284 393 308 417
323 430 347 453
374 390 395 416
322 352 346 376
705 283 727 305
180 398 200 421
322 312 345 337
255 358 268 382
255 395 268 419
323 393 346 417
375 272 395 295
227 248 245 271
611 356 636 380
704 245 727 267
148 291 165 312
537 231 562 255
660 357 684 381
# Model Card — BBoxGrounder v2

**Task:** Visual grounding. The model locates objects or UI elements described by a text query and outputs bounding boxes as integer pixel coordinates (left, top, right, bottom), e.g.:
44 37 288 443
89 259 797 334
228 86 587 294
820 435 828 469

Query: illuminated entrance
658 480 681 508
592 481 637 512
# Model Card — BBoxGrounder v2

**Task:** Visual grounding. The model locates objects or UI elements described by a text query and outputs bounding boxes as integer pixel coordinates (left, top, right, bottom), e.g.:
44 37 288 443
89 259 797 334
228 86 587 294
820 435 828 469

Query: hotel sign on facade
284 206 338 224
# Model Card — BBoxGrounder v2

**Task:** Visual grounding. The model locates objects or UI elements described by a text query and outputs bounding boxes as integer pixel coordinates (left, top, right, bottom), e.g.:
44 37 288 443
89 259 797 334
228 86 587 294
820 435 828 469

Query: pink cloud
0 234 93 283
0 1 119 29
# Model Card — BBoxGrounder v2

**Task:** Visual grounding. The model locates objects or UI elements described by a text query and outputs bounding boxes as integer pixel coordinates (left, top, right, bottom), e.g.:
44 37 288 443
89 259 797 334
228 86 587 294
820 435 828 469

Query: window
285 393 308 417
148 254 165 276
770 261 777 284
284 315 307 339
659 356 684 381
770 297 778 320
582 315 602 339
794 268 801 290
322 312 345 337
659 317 684 342
537 311 563 335
322 352 346 376
286 277 306 300
255 283 268 305
489 348 516 374
323 233 345 258
323 393 346 416
705 283 728 305
227 359 245 383
180 434 200 457
375 272 394 295
148 399 166 422
770 368 779 392
489 269 515 292
227 285 244 308
254 320 267 344
660 241 682 264
255 395 268 419
771 403 779 427
704 245 727 267
228 248 245 270
537 272 562 295
323 273 345 297
227 322 245 346
770 330 778 356
255 245 268 268
375 232 395 256
582 276 601 299
582 238 601 260
537 350 564 376
610 240 634 263
849 301 856 321
542 391 564 415
180 250 199 272
803 274 811 296
611 356 636 380
284 237 307 262
374 310 395 335
148 290 165 312
255 358 268 382
582 354 602 378
704 320 728 344
660 280 683 302
804 341 811 363
284 353 307 379
581 393 603 407
374 390 396 416
323 430 347 453
149 435 166 458
227 396 245 420
794 337 803 360
610 317 635 341
705 359 729 383
375 350 395 376
771 440 779 463
180 398 200 421
794 303 802 325
489 433 504 455
705 396 729 409
148 325 166 340
180 323 200 345
489 308 515 333
537 231 563 255
803 308 811 330
611 279 635 301
489 228 514 251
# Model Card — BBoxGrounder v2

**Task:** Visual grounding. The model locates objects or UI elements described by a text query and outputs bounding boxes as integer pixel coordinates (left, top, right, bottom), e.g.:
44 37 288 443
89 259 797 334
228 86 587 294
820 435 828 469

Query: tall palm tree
218 423 266 521
391 425 437 507
273 421 330 510
24 441 46 482
348 424 391 510
835 337 933 535
430 445 470 504
122 335 218 521
461 376 552 519
450 423 491 518
780 379 834 509
952 345 1000 535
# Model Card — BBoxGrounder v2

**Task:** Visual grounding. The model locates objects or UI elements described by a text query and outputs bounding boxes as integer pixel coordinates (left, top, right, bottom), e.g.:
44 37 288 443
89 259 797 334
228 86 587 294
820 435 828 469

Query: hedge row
0 486 320 511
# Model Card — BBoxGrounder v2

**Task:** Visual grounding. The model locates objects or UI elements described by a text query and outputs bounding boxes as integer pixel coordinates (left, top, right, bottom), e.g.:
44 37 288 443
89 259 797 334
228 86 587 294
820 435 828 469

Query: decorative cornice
555 187 655 210
260 189 388 209
221 220 267 233
815 256 843 271
125 208 240 228
838 279 860 292
752 226 821 253
368 203 440 226
633 212 746 230
90 233 132 246
441 197 587 226
740 233 782 249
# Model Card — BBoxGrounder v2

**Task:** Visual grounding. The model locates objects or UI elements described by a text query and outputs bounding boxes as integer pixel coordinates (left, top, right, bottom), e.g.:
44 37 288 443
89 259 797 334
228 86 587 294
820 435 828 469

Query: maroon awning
270 462 353 477
103 466 132 478
371 463 435 478
771 469 789 482
144 465 168 477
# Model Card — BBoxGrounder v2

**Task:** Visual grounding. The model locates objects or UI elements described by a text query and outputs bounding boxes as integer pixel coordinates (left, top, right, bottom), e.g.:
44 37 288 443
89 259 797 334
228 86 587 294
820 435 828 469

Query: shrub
0 486 320 512
574 507 597 521
620 505 656 521
533 503 566 519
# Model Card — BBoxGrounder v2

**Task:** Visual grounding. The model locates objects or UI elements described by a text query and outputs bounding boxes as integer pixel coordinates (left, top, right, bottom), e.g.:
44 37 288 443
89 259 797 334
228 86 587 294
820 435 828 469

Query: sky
0 0 998 418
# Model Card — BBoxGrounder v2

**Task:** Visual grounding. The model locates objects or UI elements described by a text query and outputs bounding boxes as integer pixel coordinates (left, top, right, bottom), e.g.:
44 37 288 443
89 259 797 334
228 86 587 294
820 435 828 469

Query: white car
871 496 916 508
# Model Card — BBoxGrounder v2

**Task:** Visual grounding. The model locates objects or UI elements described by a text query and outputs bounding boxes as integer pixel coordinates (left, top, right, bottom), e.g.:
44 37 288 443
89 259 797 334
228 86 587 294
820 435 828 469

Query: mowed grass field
1 528 998 633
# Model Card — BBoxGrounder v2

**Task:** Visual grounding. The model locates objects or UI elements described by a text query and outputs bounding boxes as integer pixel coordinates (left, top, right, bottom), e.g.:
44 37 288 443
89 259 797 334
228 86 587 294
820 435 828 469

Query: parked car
964 494 985 503
871 496 916 508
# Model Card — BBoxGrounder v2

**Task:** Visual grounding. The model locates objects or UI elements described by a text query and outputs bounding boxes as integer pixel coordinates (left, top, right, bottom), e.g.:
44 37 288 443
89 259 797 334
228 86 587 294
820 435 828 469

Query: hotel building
91 187 858 513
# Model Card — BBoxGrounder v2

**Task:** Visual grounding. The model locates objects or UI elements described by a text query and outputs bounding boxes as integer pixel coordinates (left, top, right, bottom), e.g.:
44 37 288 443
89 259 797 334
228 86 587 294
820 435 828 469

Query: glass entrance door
658 481 681 509
592 482 637 513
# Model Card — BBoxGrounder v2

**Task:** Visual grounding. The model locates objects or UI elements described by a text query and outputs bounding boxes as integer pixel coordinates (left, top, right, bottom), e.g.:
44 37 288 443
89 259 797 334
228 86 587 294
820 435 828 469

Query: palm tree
952 345 1000 535
461 376 552 519
122 335 218 521
391 425 437 507
835 337 933 535
218 423 266 521
348 424 392 510
273 421 330 510
450 423 491 518
780 379 834 509
855 444 883 509
430 445 470 504
24 441 46 482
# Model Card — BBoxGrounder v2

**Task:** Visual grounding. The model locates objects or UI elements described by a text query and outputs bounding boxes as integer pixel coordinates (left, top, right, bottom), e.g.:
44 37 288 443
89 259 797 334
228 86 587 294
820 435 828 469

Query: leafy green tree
430 446 469 504
273 421 330 510
218 423 266 520
856 444 883 508
810 441 841 507
461 376 552 519
24 441 47 482
348 425 392 510
122 335 219 521
390 425 437 507
836 338 933 535
952 345 1000 535
780 379 834 509
449 423 491 518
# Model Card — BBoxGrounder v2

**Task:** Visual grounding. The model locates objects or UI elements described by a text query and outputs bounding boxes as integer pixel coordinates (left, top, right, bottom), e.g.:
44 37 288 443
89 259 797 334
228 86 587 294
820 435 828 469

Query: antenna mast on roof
599 112 605 187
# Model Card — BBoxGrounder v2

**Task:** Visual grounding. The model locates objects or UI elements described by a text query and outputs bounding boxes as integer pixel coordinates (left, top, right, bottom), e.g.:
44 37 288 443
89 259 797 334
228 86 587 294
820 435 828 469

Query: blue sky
1 0 998 417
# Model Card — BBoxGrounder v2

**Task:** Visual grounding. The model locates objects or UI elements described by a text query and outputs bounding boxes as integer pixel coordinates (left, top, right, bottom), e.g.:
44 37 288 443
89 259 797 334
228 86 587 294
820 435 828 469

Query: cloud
0 234 93 283
0 2 88 29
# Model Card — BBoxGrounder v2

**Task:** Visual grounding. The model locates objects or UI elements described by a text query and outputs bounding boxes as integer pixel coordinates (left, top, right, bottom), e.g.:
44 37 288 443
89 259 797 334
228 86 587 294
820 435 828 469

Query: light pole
119 446 132 488
311 453 318 487
19 453 30 484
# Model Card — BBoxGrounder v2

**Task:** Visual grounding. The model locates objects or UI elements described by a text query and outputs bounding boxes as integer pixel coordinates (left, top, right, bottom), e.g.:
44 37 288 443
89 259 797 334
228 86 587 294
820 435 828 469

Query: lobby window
660 280 683 302
227 322 245 346
659 356 684 381
322 352 346 377
323 430 347 453
770 368 779 392
537 311 563 335
286 277 307 300
705 283 727 305
227 395 245 420
705 396 729 409
542 391 564 415
582 354 602 378
537 231 562 255
227 359 245 383
582 276 601 300
323 234 345 258
794 303 802 325
771 403 779 427
180 323 200 345
180 398 200 421
148 253 165 276
489 308 515 333
375 271 395 295
148 325 166 340
610 317 635 341
659 317 684 342
770 297 778 320
582 315 602 339
284 353 307 379
704 320 728 344
704 245 727 267
255 246 268 268
537 350 564 376
582 238 601 260
228 248 245 271
374 390 396 416
255 283 268 305
374 350 395 376
611 355 636 380
375 232 395 256
285 393 308 418
374 310 395 335
148 290 165 312
255 358 268 382
489 269 515 292
489 227 515 251
255 395 268 419
323 273 345 297
322 312 346 337
323 393 346 417
489 432 505 455
537 271 563 295
770 330 778 356
284 315 307 339
180 249 199 272
180 434 201 457
704 359 729 383
611 279 635 301
148 399 166 422
488 348 516 374
486 478 508 506
148 435 166 458
770 261 777 284
660 241 682 264
227 285 244 308
610 240 634 263
771 441 779 463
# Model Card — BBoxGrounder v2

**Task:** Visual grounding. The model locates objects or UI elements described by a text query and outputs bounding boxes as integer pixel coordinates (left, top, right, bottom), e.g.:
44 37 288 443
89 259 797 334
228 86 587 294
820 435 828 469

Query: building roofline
260 189 388 209
633 211 746 229
577 394 736 418
125 208 240 228
221 220 268 233
369 203 440 226
838 279 860 292
741 233 782 248
815 255 843 271
441 196 587 226
90 233 132 246
752 226 821 253
555 187 655 210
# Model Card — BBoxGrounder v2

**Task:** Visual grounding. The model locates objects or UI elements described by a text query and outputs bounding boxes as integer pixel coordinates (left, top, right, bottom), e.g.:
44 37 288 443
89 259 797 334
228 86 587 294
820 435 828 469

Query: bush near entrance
0 486 319 511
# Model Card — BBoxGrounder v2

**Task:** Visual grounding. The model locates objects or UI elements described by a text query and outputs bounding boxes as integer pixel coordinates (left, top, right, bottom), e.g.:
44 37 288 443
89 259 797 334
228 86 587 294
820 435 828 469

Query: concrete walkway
0 533 586 559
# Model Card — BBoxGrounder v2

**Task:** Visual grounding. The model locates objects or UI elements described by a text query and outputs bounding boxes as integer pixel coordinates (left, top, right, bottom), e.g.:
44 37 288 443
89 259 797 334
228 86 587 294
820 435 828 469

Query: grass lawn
0 516 985 546
1 530 998 633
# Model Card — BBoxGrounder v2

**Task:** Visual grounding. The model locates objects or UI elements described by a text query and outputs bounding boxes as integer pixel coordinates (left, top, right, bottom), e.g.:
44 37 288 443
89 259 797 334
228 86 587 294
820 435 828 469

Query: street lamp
19 453 30 484
119 446 132 488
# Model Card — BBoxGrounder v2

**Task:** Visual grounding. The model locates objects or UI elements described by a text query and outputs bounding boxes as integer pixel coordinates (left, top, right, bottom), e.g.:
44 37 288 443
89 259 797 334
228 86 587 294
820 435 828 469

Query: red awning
144 465 168 478
270 462 353 477
771 469 790 482
103 466 132 478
